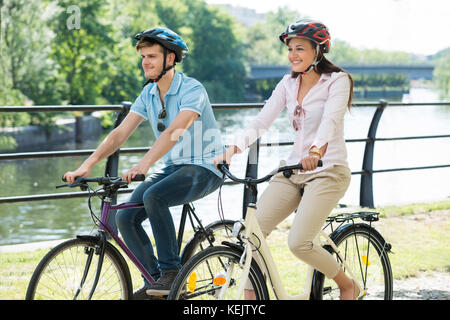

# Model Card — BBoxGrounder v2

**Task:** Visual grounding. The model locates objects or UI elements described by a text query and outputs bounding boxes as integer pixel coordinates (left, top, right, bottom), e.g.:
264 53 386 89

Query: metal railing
1 100 449 210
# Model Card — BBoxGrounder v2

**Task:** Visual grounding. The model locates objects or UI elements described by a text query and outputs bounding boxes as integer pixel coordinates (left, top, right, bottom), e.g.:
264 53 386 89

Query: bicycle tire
311 223 393 300
168 245 269 300
180 219 235 265
26 237 133 300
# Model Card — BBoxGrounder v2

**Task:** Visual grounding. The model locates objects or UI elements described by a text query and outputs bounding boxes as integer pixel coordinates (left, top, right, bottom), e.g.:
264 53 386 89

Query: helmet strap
299 45 322 75
142 47 175 87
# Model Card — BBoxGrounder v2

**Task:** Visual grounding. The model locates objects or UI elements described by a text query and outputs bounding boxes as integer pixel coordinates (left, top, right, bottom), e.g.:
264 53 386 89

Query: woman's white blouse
234 71 351 174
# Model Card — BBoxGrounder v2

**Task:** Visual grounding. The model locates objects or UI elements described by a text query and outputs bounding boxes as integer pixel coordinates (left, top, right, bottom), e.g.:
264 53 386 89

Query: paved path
393 271 450 300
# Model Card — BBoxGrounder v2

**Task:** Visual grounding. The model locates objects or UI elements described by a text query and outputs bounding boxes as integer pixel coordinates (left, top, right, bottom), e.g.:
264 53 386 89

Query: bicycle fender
221 241 245 253
76 234 101 242
328 223 392 253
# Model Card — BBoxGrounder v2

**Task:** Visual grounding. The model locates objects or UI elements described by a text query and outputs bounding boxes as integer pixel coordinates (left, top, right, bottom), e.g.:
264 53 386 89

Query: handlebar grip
217 162 229 171
132 174 146 182
62 175 82 183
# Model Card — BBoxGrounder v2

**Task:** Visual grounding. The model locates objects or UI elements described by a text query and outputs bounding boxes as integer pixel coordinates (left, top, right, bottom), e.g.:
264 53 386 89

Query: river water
0 87 449 245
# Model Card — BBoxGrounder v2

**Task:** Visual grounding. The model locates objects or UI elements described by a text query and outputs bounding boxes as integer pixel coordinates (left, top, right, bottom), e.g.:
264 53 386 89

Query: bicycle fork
73 233 106 300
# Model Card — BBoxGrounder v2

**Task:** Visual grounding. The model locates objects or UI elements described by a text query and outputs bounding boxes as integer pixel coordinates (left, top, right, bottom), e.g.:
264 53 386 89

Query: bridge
249 64 435 80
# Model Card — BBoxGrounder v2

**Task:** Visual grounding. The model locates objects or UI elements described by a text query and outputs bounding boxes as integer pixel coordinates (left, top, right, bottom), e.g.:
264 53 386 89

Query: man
64 27 224 299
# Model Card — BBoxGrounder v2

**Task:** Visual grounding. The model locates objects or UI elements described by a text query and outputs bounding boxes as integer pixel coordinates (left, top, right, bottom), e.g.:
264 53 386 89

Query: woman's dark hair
290 40 354 108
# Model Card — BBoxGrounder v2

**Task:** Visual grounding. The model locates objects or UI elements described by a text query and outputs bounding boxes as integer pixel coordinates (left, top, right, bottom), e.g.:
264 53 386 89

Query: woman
214 19 359 300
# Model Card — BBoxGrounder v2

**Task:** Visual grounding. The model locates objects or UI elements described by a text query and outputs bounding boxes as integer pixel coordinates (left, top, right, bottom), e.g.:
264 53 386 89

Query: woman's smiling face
287 37 317 73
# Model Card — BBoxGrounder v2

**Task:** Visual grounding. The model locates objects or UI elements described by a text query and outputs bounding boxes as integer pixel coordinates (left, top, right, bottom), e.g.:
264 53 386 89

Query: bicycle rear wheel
312 223 393 300
168 245 269 300
26 237 133 300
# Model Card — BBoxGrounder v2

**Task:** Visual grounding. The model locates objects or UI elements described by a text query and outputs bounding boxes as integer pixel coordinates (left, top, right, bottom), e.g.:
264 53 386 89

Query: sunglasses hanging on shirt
292 105 305 131
157 106 167 132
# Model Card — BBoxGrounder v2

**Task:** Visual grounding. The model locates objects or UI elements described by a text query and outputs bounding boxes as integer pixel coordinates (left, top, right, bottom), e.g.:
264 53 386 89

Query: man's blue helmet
135 27 188 62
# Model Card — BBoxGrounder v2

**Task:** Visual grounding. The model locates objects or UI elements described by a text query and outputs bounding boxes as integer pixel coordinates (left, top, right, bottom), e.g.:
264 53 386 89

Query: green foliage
0 0 446 130
0 0 58 104
243 6 298 65
433 47 450 98
353 74 409 88
50 0 114 105
0 0 61 132
181 0 246 102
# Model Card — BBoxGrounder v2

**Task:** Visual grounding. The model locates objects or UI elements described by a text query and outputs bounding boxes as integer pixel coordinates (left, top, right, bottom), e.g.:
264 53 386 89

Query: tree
50 0 114 105
244 7 300 65
0 0 60 105
97 0 149 105
433 47 450 98
181 0 247 103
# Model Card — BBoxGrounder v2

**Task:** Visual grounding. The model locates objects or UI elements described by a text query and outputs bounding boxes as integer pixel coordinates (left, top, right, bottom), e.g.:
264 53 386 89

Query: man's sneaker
146 271 178 296
132 285 152 300
132 285 166 300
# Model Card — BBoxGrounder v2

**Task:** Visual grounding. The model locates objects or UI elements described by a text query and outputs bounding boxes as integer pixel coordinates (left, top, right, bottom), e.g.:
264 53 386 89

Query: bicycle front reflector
187 272 197 293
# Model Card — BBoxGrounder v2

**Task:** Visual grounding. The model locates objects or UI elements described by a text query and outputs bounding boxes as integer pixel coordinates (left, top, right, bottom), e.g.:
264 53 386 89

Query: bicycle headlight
232 220 245 238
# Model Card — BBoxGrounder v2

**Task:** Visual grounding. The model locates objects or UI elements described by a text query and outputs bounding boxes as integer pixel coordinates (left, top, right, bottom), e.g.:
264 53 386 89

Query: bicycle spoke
27 239 131 300
318 225 392 300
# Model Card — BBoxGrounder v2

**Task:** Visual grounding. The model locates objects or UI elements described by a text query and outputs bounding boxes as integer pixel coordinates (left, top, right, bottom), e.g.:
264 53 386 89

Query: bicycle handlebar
57 174 146 189
217 160 322 185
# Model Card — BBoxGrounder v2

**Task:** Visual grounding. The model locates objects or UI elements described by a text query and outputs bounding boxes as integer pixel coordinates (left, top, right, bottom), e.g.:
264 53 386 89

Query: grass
1 200 449 300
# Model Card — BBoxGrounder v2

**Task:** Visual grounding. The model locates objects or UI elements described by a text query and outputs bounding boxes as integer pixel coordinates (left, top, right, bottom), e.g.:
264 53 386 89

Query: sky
205 0 450 56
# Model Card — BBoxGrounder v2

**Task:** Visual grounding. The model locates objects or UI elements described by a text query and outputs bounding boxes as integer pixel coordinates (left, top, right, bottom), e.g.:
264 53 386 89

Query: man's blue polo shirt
130 71 225 177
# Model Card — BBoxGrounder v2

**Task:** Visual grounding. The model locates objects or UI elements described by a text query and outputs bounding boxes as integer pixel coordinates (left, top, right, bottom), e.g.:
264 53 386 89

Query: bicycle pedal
323 286 332 294
148 293 167 299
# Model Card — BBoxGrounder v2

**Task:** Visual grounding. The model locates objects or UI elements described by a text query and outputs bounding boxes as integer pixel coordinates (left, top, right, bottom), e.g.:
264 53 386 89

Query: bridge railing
1 101 449 213
249 64 435 80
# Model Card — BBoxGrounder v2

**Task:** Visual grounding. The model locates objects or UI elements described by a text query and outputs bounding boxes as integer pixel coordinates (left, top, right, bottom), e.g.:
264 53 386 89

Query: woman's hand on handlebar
300 154 321 172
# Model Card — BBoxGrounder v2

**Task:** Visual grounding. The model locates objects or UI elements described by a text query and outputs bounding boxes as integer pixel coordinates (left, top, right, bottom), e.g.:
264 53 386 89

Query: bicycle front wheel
181 219 235 264
312 223 393 300
26 237 133 300
168 245 269 300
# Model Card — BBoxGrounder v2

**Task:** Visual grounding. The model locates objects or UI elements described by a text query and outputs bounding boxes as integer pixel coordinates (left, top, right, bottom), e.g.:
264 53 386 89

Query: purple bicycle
25 175 234 300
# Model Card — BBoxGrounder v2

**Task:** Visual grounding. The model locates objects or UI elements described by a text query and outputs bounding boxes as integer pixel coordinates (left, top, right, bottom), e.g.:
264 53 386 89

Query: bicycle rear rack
326 211 380 223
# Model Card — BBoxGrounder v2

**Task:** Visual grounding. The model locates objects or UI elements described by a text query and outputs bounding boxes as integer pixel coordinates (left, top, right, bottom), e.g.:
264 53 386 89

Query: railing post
103 101 132 233
75 113 83 143
242 138 260 218
360 99 387 208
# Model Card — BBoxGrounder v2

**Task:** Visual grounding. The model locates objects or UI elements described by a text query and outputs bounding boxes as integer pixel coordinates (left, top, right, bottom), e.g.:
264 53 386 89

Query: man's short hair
136 39 164 53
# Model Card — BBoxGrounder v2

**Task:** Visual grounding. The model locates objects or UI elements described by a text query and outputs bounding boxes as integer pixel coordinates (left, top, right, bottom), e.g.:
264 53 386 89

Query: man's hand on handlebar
58 174 146 189
63 163 92 185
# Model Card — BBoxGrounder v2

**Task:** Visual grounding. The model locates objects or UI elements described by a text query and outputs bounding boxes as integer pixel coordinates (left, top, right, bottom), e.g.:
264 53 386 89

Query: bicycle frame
97 197 202 286
230 204 363 300
99 197 157 285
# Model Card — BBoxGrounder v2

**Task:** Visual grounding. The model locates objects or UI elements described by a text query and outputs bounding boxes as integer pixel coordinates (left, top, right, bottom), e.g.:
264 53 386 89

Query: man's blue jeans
115 164 222 286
